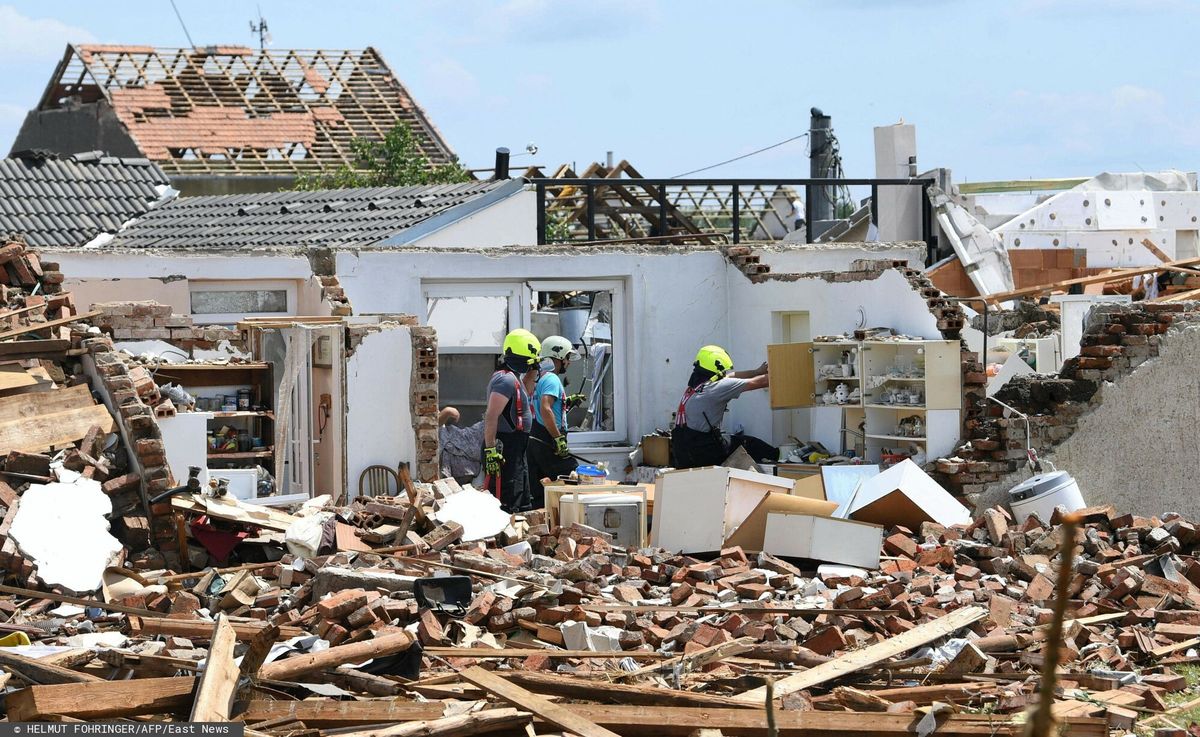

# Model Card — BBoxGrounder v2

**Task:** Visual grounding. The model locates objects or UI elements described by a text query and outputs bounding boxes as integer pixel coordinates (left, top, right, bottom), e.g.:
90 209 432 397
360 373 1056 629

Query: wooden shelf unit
767 337 962 465
156 363 275 471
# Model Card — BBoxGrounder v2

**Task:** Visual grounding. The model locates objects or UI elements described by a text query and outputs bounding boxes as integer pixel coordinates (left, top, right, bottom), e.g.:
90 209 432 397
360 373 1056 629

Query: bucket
557 307 590 345
1007 471 1085 523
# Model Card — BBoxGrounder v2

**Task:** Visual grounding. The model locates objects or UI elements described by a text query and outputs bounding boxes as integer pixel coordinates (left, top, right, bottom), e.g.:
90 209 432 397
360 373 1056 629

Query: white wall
409 188 538 248
345 325 415 498
758 243 926 273
337 246 945 468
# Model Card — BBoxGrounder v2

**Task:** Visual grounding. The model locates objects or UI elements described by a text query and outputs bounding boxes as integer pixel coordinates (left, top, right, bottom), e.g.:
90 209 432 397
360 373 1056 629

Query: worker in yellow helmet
483 329 540 512
671 345 773 468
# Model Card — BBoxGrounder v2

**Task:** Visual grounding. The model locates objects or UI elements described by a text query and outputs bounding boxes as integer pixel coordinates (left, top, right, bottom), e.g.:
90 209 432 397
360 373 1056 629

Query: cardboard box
641 435 671 467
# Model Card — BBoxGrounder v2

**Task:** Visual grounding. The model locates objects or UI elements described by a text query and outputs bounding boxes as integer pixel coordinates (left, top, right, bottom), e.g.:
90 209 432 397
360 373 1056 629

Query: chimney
494 147 511 180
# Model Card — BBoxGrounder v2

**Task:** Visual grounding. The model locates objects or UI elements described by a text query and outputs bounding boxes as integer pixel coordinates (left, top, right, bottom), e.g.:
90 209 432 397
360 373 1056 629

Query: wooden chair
358 465 400 498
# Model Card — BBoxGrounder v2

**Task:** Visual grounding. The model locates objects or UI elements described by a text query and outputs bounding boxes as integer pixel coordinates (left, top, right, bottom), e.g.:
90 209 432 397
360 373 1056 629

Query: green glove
484 446 504 475
554 435 571 458
565 394 587 410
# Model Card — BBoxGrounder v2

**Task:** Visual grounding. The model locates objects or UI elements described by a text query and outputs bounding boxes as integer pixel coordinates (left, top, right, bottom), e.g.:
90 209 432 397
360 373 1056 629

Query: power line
170 0 197 49
671 132 809 178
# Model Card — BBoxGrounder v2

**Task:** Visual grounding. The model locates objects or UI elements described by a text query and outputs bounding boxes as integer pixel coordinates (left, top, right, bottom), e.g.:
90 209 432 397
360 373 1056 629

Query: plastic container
575 464 608 485
237 388 252 411
1007 471 1085 523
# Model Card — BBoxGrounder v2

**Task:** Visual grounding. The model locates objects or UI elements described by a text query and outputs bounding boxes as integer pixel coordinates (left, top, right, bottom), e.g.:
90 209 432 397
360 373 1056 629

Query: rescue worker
526 335 585 507
483 329 540 513
671 345 773 468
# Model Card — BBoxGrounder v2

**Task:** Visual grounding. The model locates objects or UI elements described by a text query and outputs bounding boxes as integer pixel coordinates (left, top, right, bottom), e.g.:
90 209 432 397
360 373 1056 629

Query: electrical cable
671 133 808 178
169 0 197 49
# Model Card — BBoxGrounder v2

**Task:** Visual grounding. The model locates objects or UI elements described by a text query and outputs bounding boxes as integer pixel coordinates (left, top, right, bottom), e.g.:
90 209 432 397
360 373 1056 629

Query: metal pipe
585 183 596 242
535 181 546 245
731 183 741 244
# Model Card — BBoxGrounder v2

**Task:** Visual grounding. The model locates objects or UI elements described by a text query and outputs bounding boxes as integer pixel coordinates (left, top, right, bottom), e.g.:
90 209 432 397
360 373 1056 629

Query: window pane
428 296 508 347
191 289 288 315
531 290 615 433
439 353 498 426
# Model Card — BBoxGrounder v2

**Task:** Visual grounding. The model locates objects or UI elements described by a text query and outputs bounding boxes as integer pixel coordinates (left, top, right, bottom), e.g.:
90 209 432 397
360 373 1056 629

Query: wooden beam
129 615 305 641
239 699 445 727
459 666 622 737
258 630 416 682
330 707 531 737
0 310 100 341
421 647 668 660
7 677 196 721
985 256 1200 303
506 670 755 709
956 178 1088 195
0 583 162 618
561 705 1106 737
0 338 70 358
0 647 104 685
734 606 987 703
190 615 238 721
614 636 753 682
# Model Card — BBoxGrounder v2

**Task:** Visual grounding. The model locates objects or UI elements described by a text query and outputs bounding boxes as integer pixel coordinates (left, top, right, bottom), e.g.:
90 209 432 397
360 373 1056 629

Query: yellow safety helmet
695 345 733 380
503 328 541 367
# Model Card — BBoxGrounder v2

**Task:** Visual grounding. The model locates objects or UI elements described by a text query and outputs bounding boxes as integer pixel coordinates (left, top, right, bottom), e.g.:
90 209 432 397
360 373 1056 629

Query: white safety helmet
539 335 580 362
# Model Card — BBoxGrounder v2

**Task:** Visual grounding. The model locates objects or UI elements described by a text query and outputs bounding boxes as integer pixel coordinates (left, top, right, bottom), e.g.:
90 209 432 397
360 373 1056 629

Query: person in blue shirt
527 335 585 508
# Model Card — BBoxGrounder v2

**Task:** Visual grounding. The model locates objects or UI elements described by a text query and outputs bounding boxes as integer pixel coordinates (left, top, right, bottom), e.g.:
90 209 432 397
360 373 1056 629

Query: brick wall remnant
91 301 242 350
935 301 1200 511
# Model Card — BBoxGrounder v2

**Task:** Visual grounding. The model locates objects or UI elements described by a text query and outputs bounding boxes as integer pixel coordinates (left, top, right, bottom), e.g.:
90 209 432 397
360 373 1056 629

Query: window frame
526 279 627 445
189 279 298 325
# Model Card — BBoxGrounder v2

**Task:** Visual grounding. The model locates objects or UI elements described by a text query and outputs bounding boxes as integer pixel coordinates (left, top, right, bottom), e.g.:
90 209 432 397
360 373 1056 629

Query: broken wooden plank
421 647 668 660
0 383 94 418
332 707 531 737
459 666 622 737
0 403 115 456
733 606 987 703
258 630 416 682
129 615 305 641
7 677 196 721
506 670 755 709
190 614 238 722
0 310 101 341
0 583 160 618
0 647 104 685
615 636 753 681
985 256 1200 302
239 699 445 727
560 705 1106 737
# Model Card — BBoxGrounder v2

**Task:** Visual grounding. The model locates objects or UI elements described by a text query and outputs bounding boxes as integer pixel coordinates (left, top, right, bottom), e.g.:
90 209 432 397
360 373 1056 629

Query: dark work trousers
527 422 579 509
487 431 531 513
672 426 777 468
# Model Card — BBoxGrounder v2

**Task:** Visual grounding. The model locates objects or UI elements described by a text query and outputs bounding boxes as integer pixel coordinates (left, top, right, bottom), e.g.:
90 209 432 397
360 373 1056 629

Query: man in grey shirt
671 344 773 468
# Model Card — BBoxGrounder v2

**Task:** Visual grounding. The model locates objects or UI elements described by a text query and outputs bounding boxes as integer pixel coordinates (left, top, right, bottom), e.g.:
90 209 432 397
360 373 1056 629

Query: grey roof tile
108 180 510 250
0 151 172 247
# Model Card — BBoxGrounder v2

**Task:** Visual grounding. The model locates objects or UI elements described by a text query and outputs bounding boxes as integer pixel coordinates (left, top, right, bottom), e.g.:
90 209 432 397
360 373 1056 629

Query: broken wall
940 302 1200 517
344 324 418 497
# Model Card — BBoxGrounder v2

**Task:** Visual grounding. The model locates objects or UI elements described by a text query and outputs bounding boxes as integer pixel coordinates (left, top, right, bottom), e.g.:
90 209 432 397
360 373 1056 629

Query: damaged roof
108 180 520 250
0 150 173 248
29 45 456 176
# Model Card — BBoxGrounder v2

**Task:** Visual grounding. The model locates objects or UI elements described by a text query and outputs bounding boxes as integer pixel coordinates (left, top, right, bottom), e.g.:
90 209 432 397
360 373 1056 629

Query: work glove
484 447 504 475
554 435 571 458
565 393 587 410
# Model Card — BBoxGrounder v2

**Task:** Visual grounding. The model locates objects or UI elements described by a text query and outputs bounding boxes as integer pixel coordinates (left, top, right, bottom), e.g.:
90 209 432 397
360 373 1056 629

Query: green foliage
293 123 470 190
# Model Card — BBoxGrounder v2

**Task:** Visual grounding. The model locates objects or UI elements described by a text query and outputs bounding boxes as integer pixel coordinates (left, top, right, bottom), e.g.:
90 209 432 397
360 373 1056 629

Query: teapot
834 383 850 404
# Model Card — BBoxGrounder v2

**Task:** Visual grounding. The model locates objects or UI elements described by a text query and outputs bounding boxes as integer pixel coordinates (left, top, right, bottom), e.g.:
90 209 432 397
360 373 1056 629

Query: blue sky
0 0 1197 182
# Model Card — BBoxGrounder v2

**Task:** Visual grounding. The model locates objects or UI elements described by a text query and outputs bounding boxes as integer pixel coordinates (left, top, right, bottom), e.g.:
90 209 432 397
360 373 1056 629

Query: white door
284 327 314 498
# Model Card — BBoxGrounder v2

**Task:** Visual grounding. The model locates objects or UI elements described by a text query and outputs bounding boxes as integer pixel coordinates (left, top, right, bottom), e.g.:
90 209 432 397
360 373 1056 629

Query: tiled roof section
109 181 506 250
0 151 173 248
39 45 455 176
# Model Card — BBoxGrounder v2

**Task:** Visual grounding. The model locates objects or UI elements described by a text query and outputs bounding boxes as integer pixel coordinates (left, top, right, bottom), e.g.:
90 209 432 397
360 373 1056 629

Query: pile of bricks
91 301 241 351
410 324 439 482
723 245 770 277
